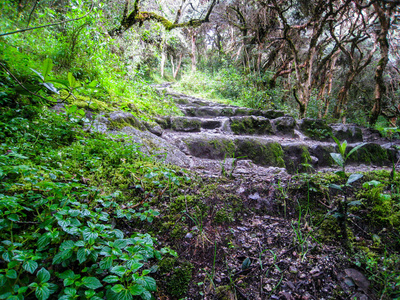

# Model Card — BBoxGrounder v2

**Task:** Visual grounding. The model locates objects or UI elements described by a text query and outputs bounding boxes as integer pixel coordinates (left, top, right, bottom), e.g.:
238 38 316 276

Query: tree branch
0 2 94 37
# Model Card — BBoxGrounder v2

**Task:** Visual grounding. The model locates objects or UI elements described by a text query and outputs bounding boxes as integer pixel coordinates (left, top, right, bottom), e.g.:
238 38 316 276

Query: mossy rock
299 118 333 141
283 144 313 173
220 107 236 117
184 136 236 160
230 116 273 135
259 110 285 119
171 116 201 132
309 144 336 166
235 139 285 168
331 124 363 142
108 111 146 130
272 116 296 136
347 143 389 165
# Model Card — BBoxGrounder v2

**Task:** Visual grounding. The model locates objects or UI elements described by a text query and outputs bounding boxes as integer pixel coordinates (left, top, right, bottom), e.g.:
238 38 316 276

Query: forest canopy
1 0 400 125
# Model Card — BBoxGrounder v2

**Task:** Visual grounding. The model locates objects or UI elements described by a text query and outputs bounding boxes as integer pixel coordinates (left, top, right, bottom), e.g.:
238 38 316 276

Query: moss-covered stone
171 116 201 132
184 136 236 160
283 145 312 174
235 139 285 168
299 118 333 141
230 116 273 135
108 111 146 130
348 143 389 165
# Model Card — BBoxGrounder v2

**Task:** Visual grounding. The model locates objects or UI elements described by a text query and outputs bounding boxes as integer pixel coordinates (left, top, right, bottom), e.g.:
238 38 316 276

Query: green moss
348 143 388 165
230 116 273 135
215 285 236 300
236 140 285 168
207 139 236 158
299 119 332 141
159 258 194 297
171 117 201 131
215 206 235 224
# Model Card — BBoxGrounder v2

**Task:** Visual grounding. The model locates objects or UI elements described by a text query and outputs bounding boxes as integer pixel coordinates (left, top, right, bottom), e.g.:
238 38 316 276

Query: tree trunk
160 52 166 78
370 3 391 125
190 29 197 72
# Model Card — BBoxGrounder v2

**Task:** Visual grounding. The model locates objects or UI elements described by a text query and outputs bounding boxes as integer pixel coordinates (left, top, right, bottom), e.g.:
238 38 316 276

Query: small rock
185 232 193 239
299 273 307 279
249 192 261 200
289 266 298 274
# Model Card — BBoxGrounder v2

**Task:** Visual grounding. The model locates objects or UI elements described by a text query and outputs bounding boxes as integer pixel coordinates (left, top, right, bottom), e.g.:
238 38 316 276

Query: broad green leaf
23 260 38 274
60 240 75 250
138 276 156 292
334 171 347 179
99 257 113 270
346 143 367 159
141 290 152 300
30 68 44 81
330 153 344 168
117 290 133 300
64 278 75 287
347 173 363 185
64 287 77 296
339 140 347 157
6 269 17 279
110 284 125 294
53 249 73 264
114 239 128 250
85 290 96 298
0 274 7 286
42 58 53 81
35 284 50 300
18 286 29 294
110 266 127 277
37 268 50 283
82 277 102 289
103 275 120 283
129 284 146 295
41 82 59 94
77 248 88 264
362 180 381 188
129 262 143 272
57 270 75 280
37 235 51 250
68 72 76 89
329 184 343 191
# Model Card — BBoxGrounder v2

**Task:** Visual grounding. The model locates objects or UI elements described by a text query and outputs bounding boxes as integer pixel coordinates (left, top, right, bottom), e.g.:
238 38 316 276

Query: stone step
182 106 285 119
162 132 397 174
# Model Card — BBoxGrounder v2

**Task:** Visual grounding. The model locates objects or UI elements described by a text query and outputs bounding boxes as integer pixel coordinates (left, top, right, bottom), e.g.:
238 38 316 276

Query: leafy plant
329 137 366 247
330 136 366 174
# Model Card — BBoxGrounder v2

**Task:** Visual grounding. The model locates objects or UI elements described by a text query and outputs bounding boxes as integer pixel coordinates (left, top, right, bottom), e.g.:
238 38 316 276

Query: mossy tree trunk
109 0 217 36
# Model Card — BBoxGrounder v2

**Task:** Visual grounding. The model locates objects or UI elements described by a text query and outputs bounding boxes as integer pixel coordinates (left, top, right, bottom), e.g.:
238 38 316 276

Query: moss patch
236 139 285 167
230 116 273 135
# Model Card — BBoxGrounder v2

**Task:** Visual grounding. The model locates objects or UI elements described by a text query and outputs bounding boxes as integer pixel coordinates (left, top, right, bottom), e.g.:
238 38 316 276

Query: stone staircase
152 86 400 177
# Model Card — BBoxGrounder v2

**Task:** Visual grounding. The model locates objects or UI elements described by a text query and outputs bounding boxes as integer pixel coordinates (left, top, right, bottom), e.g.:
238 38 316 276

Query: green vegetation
2 0 400 299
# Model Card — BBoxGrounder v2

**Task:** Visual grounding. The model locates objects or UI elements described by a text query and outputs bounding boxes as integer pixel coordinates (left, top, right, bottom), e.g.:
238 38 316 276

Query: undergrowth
0 103 189 299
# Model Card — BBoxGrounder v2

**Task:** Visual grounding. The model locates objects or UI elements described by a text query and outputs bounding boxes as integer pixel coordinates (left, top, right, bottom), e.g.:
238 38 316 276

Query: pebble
185 232 193 239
